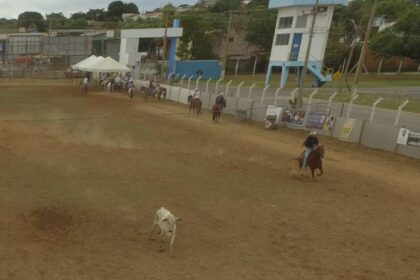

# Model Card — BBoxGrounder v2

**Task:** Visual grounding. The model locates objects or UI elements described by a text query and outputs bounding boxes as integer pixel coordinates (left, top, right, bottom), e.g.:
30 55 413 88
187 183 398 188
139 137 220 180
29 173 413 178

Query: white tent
72 55 97 70
87 56 131 73
77 56 105 71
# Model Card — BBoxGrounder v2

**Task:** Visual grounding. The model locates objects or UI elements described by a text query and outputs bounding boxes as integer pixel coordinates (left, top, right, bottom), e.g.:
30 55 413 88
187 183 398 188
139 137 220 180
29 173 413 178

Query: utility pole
161 12 169 82
351 0 378 97
297 0 320 107
222 11 233 79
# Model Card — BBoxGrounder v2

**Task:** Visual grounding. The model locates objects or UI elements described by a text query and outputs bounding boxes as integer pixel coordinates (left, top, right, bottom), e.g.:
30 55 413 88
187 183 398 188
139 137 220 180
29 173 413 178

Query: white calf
149 207 181 257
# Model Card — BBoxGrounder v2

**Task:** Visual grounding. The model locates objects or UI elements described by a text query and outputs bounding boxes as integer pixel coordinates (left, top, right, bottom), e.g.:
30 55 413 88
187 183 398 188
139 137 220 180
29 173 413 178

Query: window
275 34 290 46
296 15 307 28
228 37 234 42
278 16 293 29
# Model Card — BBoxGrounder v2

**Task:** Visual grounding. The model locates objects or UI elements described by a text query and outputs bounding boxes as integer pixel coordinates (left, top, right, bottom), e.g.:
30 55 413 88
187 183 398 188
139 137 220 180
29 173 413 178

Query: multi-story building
266 0 347 88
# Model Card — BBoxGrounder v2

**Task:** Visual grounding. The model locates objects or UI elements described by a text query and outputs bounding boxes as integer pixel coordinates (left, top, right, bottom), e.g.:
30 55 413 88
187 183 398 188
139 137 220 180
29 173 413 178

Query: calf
149 207 181 257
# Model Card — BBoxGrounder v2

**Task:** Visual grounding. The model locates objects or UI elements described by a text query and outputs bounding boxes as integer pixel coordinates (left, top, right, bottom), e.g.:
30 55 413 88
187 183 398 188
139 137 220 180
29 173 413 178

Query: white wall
269 5 335 62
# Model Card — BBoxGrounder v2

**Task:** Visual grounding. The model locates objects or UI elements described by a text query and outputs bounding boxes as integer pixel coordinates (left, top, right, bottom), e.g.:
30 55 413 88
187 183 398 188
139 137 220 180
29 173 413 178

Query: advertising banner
281 109 306 126
339 118 356 141
397 128 410 145
265 105 283 125
397 128 420 147
306 112 335 131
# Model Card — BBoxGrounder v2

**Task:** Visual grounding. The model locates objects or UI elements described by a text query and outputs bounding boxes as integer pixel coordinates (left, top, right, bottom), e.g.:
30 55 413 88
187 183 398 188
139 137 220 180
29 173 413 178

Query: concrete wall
135 79 420 159
360 122 399 152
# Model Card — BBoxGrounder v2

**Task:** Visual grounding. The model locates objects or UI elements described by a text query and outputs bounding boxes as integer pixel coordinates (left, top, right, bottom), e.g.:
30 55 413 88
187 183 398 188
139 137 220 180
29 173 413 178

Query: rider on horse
302 131 319 169
216 93 226 106
192 89 200 99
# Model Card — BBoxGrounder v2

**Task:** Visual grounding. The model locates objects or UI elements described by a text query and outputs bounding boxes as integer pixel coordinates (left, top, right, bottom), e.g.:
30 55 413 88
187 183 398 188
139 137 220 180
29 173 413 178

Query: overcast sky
0 0 198 19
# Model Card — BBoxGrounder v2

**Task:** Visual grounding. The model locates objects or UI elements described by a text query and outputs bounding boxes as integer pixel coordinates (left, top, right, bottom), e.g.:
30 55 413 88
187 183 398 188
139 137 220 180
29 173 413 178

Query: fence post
377 57 384 74
394 99 409 126
248 83 256 100
215 78 223 95
369 97 383 123
205 77 213 95
235 81 244 98
195 75 202 90
167 73 175 97
346 94 359 118
187 75 194 95
274 87 282 106
397 59 404 73
303 89 318 126
178 74 187 102
327 92 338 114
290 88 299 99
261 85 270 104
225 80 233 96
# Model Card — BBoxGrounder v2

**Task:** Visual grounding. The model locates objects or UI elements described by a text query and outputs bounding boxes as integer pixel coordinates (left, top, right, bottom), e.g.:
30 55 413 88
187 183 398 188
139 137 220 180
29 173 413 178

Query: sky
0 0 198 19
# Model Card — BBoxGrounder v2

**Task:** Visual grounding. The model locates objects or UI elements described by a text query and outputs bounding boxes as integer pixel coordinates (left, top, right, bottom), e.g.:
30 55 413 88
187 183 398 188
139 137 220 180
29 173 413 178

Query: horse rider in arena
302 131 319 170
216 92 225 105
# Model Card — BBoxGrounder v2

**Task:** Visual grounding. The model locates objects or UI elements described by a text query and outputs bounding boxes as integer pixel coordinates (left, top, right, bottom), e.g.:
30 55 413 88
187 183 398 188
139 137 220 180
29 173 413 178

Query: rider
81 74 89 87
192 89 200 99
216 92 226 106
302 131 319 169
127 77 135 90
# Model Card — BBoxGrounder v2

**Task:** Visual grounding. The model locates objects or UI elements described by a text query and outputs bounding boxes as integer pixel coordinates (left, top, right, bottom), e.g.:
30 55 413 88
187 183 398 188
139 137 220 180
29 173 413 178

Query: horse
127 86 134 100
212 100 226 123
79 82 87 96
141 86 154 102
188 95 202 117
298 145 325 178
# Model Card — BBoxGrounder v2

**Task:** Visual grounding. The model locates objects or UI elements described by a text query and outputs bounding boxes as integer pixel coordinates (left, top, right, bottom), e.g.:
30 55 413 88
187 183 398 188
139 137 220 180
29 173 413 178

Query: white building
266 0 347 88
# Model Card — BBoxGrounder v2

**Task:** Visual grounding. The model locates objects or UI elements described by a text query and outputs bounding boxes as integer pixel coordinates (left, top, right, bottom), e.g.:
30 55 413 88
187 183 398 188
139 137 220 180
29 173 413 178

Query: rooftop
268 0 348 9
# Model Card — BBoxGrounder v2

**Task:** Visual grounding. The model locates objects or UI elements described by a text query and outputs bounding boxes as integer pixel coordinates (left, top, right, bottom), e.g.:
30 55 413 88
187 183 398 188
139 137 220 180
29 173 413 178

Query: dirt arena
0 80 419 280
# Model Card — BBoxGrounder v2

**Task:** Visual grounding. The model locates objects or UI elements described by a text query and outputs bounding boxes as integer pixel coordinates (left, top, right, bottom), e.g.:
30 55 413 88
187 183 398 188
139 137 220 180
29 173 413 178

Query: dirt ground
0 80 419 280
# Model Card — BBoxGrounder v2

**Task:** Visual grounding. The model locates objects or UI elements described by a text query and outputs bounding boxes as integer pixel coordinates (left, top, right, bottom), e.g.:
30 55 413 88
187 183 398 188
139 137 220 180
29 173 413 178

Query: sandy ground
0 80 419 280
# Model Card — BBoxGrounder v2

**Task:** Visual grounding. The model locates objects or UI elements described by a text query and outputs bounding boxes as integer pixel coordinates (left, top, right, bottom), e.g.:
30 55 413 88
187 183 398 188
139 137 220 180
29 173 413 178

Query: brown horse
141 86 153 102
212 100 226 123
188 96 202 117
298 145 325 178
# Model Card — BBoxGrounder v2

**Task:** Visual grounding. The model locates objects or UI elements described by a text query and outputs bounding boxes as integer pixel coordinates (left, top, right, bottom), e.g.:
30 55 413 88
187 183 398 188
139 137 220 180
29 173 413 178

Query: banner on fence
397 128 410 145
397 128 420 146
281 109 305 126
306 112 335 131
339 118 356 141
265 105 283 124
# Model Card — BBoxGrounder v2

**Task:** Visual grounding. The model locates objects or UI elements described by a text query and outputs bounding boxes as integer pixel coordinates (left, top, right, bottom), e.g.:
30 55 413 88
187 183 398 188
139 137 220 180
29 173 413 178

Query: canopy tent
87 56 131 73
74 56 104 71
72 55 96 70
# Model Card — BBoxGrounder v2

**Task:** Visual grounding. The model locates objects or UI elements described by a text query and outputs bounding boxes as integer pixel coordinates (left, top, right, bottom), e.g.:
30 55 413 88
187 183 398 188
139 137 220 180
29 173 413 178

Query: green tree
211 0 241 12
245 0 277 52
70 12 88 20
17 11 45 31
45 13 67 30
107 1 125 19
371 2 420 61
124 3 139 13
87 9 106 21
177 14 216 60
